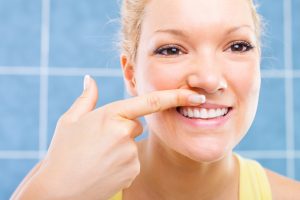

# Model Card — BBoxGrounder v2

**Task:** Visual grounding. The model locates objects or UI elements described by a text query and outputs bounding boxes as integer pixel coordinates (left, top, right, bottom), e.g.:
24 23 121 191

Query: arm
10 76 204 199
265 169 300 200
10 161 46 199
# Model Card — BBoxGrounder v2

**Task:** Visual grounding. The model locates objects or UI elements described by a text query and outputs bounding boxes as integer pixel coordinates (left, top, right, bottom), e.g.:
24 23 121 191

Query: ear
120 54 138 96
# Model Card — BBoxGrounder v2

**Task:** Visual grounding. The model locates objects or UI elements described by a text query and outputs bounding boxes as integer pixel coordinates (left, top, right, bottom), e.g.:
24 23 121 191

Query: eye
227 41 254 53
154 45 184 56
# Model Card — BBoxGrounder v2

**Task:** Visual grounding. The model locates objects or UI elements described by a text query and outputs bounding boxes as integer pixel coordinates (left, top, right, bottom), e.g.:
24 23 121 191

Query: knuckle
115 121 140 140
146 95 162 112
132 160 140 176
119 130 131 140
123 144 138 163
131 121 143 135
128 143 138 156
113 126 131 140
57 114 75 125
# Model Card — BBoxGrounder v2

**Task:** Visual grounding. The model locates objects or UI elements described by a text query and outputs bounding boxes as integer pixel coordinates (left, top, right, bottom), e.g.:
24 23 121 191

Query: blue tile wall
297 160 300 180
295 79 300 150
47 76 124 146
0 76 40 151
257 0 284 70
0 159 37 200
256 158 287 176
49 0 121 68
292 0 300 69
0 0 299 199
0 0 41 66
235 79 286 150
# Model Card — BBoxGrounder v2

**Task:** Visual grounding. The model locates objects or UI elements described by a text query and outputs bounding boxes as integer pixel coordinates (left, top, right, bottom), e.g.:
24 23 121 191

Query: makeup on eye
225 40 255 53
153 44 185 57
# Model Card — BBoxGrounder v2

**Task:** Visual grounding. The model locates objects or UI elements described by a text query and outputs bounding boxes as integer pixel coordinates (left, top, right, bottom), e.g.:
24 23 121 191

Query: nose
186 55 227 94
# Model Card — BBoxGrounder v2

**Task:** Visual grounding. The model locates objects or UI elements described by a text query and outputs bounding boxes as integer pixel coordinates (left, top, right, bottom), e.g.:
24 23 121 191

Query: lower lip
174 108 233 128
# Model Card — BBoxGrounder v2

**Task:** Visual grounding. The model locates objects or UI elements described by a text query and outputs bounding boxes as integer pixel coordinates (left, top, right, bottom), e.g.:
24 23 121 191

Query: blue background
0 0 299 199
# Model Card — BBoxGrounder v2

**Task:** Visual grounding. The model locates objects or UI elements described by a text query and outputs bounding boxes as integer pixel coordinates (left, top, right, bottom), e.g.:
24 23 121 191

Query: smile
175 104 233 128
177 107 230 119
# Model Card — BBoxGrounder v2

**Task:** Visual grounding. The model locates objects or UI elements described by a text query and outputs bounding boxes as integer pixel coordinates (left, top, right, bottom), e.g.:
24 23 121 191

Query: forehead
142 0 254 34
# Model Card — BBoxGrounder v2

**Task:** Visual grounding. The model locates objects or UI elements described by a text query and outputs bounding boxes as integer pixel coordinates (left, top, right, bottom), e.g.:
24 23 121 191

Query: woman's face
131 0 260 162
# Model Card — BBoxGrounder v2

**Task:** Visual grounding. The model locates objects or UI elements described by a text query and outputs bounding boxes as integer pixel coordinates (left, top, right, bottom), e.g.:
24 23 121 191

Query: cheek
226 59 261 102
135 60 188 93
226 60 261 136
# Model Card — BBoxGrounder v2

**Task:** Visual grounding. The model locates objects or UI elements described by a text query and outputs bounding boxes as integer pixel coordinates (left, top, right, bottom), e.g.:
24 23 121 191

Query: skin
123 0 259 198
121 0 300 199
11 78 205 200
133 0 260 163
11 0 300 199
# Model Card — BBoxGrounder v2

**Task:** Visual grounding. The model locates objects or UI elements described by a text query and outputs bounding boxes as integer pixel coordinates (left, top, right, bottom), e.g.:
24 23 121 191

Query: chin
181 140 232 163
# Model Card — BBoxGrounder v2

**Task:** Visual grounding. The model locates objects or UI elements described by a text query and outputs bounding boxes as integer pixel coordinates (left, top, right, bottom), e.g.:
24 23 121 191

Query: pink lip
174 106 233 128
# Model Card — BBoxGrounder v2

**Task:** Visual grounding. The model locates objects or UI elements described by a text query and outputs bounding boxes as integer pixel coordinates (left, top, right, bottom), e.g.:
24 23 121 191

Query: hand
27 75 205 200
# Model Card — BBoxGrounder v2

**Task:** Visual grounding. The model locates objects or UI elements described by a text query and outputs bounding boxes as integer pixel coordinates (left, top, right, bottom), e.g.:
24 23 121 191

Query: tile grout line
283 0 295 179
48 67 123 77
38 0 50 160
1 67 300 78
0 151 40 159
0 67 123 77
1 150 300 160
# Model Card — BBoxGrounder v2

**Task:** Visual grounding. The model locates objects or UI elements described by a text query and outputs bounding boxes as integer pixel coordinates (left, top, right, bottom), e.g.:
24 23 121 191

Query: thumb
65 75 99 121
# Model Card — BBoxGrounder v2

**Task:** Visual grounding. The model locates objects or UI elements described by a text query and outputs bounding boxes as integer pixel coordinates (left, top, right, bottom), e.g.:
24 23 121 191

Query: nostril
186 72 228 94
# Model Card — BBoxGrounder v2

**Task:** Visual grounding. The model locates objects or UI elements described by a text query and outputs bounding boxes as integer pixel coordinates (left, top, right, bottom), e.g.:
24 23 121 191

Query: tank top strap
109 154 272 200
109 191 122 200
235 154 272 200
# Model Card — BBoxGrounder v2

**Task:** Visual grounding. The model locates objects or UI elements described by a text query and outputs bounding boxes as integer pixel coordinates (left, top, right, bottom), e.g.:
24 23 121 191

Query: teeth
179 107 229 119
188 108 193 118
200 108 208 119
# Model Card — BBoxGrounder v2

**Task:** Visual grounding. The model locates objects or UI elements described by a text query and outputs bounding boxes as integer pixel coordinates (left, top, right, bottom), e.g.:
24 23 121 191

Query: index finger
107 89 206 120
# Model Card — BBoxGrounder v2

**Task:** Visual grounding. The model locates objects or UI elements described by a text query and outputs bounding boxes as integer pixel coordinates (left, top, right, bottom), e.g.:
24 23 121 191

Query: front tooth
200 108 208 119
207 109 216 118
179 107 229 119
188 108 194 118
220 108 224 115
216 108 222 116
194 109 200 118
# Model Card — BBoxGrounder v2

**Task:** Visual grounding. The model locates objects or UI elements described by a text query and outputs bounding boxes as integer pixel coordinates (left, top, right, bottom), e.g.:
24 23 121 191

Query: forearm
10 161 58 200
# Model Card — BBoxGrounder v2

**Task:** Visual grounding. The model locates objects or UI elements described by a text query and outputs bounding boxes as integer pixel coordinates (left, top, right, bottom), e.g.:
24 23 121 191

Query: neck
125 133 239 200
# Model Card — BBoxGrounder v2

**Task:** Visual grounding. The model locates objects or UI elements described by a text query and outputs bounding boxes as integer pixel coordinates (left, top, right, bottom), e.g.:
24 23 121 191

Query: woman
12 0 300 199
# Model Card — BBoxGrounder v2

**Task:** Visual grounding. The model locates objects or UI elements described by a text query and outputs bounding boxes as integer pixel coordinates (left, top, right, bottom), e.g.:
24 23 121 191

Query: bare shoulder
265 168 300 200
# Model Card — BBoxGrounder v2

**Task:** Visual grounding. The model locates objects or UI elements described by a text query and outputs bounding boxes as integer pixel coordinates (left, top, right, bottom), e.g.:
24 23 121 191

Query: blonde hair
120 0 263 62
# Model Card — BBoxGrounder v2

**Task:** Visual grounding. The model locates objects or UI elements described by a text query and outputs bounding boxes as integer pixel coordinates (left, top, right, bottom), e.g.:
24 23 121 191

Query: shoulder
265 168 300 200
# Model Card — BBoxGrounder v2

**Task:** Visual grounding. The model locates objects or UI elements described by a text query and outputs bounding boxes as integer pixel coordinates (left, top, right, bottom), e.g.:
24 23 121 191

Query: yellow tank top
109 154 272 200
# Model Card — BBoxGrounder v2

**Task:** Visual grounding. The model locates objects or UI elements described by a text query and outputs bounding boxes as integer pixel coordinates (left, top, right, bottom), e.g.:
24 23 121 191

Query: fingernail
84 75 91 90
188 94 206 105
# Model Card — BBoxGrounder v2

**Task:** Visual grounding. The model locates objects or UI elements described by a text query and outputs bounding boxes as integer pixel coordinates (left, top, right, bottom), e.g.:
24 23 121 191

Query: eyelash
227 41 255 53
154 44 184 57
154 41 255 56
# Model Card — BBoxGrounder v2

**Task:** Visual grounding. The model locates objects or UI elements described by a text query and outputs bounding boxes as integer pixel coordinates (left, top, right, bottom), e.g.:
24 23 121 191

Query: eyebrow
154 29 188 37
153 25 255 37
226 25 255 35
